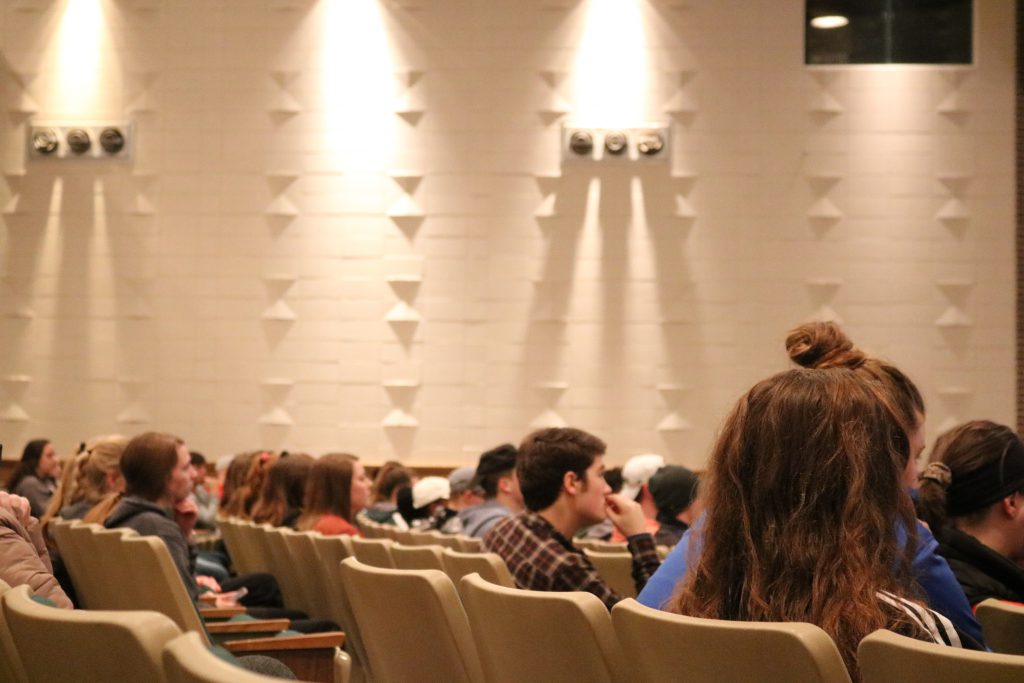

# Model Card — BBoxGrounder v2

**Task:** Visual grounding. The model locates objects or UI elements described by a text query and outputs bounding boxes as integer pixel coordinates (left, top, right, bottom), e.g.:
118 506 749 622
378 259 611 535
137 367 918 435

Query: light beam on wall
573 0 649 127
320 0 395 171
54 0 104 115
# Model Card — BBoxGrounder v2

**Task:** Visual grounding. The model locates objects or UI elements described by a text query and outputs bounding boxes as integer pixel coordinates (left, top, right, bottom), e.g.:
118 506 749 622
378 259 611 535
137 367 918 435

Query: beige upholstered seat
858 628 1024 683
611 597 851 683
234 521 273 574
2 583 181 683
262 526 312 614
429 531 463 550
455 535 483 552
216 518 253 574
89 526 143 610
460 572 625 683
390 543 445 571
349 537 396 568
308 533 372 683
163 631 352 683
340 557 484 683
441 548 515 591
584 549 636 598
57 521 108 609
0 580 29 683
976 598 1024 655
281 530 333 622
393 528 418 545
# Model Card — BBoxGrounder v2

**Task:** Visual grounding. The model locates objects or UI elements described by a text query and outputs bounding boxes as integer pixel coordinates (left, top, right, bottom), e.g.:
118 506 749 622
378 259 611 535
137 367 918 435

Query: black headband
946 437 1024 517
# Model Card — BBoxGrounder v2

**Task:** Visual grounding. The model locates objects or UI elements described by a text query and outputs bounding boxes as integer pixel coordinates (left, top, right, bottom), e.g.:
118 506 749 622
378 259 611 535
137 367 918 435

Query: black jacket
935 526 1024 606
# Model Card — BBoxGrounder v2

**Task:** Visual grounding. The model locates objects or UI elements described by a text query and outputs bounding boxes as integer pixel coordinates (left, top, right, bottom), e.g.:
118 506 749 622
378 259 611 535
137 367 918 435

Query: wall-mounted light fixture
563 124 669 164
810 14 849 29
27 121 132 161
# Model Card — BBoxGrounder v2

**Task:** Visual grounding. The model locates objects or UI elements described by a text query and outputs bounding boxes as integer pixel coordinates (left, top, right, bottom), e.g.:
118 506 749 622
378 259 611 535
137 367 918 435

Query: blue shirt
638 518 985 646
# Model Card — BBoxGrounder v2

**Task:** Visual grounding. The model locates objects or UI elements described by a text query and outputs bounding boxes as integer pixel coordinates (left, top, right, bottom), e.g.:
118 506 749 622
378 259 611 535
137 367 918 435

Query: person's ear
563 470 579 496
1003 494 1022 519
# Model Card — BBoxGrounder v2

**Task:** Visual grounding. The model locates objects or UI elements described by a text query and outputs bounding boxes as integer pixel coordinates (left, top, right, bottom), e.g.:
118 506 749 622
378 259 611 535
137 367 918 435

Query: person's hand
605 493 647 538
174 498 199 536
195 574 222 593
0 491 32 527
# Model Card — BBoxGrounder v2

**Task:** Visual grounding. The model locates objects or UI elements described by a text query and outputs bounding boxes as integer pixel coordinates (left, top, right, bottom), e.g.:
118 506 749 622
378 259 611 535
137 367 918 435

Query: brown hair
370 460 413 504
251 453 314 527
297 453 358 530
42 435 128 524
786 321 925 443
219 451 257 517
120 432 185 502
917 420 1024 532
669 368 922 677
6 439 51 492
221 451 277 519
517 427 606 512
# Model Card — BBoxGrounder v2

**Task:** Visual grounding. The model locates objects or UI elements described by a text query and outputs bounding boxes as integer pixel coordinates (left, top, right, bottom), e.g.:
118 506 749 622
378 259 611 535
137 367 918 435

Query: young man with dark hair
458 443 524 538
484 427 660 609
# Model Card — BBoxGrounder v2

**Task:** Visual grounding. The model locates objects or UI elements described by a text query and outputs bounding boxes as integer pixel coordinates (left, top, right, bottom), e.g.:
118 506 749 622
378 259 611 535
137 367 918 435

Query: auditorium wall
0 0 1014 467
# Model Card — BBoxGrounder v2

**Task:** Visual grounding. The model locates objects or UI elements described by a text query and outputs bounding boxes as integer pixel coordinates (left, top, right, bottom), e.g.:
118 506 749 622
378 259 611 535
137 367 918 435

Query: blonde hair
42 435 128 525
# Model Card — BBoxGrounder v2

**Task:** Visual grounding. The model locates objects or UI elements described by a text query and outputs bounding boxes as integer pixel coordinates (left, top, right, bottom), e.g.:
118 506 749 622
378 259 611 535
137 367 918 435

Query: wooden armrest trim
222 632 346 653
206 619 291 634
200 606 247 619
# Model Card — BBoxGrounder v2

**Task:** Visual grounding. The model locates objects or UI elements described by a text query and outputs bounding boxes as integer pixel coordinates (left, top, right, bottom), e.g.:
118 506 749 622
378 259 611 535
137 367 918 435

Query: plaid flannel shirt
483 512 661 610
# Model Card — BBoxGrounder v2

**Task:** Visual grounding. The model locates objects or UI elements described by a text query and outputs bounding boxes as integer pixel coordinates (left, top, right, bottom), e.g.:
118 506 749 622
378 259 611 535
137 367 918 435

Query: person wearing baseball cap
611 453 665 542
459 444 525 538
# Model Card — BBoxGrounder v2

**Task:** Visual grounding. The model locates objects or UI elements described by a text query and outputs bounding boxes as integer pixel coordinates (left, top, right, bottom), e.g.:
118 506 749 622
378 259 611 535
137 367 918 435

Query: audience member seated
639 321 985 646
484 427 660 609
217 450 257 519
458 443 525 538
667 368 980 678
610 453 664 542
400 476 455 531
364 461 415 526
220 451 275 520
917 420 1024 606
251 453 314 528
439 466 483 534
41 435 128 524
6 439 61 518
188 451 219 530
0 490 72 607
103 432 287 611
296 453 371 536
648 465 700 547
577 467 623 541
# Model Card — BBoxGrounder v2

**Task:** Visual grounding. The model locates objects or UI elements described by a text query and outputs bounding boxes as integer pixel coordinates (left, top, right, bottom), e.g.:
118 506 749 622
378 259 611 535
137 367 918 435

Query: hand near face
604 492 647 538
174 497 199 536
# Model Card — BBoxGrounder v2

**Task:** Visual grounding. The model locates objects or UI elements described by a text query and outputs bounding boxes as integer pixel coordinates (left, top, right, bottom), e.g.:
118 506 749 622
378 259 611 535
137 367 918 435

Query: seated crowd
3 321 1024 679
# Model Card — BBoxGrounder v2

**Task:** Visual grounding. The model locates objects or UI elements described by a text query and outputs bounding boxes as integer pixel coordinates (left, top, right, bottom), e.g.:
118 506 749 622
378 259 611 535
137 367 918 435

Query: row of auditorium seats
9 516 1024 682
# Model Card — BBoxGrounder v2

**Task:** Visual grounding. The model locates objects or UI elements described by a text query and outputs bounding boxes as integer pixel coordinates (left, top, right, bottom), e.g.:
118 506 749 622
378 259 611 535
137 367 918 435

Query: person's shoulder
315 514 360 536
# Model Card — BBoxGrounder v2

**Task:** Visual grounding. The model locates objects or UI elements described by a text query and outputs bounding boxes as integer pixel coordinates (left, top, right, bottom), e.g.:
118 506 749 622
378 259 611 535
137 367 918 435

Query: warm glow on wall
54 0 104 115
320 0 396 170
573 0 648 127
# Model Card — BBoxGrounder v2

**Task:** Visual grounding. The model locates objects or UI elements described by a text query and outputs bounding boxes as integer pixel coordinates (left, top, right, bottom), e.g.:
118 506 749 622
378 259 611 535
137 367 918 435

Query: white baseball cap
412 476 451 509
620 453 666 500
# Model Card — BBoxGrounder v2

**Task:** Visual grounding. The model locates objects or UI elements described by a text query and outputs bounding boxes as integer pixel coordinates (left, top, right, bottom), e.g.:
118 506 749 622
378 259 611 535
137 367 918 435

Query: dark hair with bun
786 322 924 451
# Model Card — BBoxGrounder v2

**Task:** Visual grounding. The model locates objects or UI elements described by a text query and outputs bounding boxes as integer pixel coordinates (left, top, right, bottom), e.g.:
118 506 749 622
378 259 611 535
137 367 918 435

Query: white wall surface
0 0 1015 467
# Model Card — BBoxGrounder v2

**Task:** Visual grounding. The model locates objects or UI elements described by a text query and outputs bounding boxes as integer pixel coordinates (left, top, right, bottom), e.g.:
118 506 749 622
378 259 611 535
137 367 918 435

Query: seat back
48 519 88 606
611 598 851 683
0 579 28 683
281 530 332 622
460 572 624 683
89 526 142 610
859 628 1024 682
441 549 515 591
61 522 109 609
163 631 290 683
976 598 1024 655
584 550 637 598
2 584 181 683
349 537 395 568
455 535 483 552
310 533 372 682
234 521 272 573
393 528 418 545
390 544 445 571
262 527 310 614
216 518 248 574
340 558 484 683
119 535 208 638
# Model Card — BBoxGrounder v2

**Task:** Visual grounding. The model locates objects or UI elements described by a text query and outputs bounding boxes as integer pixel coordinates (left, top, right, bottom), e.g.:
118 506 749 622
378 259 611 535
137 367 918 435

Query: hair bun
785 322 866 369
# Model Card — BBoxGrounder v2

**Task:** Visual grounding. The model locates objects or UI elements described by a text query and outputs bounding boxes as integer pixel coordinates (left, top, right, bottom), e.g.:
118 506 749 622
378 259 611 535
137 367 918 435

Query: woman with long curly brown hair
669 368 965 676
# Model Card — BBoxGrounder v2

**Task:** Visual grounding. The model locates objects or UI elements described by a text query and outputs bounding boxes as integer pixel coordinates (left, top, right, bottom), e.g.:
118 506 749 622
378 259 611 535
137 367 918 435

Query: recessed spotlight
810 14 849 29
